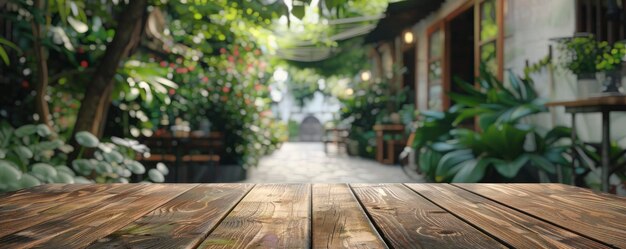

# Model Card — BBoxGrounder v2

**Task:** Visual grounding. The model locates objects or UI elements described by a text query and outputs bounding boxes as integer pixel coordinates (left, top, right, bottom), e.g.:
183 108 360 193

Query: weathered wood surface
351 183 505 248
197 184 311 248
311 184 386 249
87 184 254 249
0 183 624 249
456 183 626 248
406 184 610 248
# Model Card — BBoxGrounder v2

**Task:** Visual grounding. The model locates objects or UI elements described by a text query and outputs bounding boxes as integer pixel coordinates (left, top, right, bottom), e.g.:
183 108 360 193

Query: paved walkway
242 142 424 183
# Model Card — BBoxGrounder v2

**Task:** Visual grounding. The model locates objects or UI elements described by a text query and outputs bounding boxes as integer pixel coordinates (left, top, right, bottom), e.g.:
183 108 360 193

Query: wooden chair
323 128 349 154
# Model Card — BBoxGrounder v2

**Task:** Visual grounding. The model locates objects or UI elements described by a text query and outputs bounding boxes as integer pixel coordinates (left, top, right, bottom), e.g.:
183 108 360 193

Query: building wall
384 0 626 144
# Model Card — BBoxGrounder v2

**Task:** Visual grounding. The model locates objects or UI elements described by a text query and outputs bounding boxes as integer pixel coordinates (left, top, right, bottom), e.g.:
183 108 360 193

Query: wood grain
86 184 254 249
0 184 196 248
197 184 311 248
312 184 387 249
0 184 137 238
350 183 505 249
457 183 626 248
406 184 610 248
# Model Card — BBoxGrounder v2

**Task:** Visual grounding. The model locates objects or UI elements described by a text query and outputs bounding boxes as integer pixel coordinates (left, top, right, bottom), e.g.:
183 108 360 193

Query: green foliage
414 69 571 183
340 75 410 158
0 122 169 192
557 35 626 75
450 67 546 131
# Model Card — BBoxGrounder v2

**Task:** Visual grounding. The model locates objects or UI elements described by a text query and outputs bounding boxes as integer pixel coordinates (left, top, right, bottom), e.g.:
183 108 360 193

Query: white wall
274 89 341 125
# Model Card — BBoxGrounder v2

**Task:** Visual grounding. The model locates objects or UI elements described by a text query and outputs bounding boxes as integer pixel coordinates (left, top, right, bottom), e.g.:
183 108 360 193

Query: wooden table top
546 96 626 107
1 183 625 248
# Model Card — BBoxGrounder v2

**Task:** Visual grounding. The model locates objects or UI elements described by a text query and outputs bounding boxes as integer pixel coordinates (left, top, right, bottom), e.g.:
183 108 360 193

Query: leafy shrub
414 69 571 183
0 122 168 192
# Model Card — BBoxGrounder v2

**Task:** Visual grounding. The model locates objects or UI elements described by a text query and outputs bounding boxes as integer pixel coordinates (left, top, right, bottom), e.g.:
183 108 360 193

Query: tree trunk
72 0 147 137
32 0 51 129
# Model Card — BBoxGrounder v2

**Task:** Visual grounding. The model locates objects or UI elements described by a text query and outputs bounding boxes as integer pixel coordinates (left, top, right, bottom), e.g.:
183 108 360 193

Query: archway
299 115 323 142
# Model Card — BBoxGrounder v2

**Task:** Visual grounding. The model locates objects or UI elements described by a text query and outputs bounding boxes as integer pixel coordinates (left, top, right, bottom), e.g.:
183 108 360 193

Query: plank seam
308 183 313 249
450 184 618 249
401 183 513 249
190 184 257 249
347 184 393 249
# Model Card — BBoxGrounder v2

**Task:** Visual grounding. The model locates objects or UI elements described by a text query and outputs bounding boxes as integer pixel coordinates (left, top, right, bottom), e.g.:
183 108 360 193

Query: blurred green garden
0 0 389 191
1 0 625 194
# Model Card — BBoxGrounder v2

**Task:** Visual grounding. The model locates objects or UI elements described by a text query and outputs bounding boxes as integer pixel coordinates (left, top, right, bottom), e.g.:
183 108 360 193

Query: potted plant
557 35 601 98
596 41 626 94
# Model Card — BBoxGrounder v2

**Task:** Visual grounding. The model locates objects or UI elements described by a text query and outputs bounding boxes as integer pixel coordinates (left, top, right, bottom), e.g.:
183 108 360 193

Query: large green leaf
31 163 58 182
14 146 33 161
451 158 492 183
126 160 145 174
72 159 94 176
156 162 169 175
16 173 41 189
54 172 75 183
15 125 37 137
148 169 164 182
36 124 52 137
0 161 22 189
103 150 123 163
528 154 556 174
493 155 529 178
436 149 474 182
75 131 99 148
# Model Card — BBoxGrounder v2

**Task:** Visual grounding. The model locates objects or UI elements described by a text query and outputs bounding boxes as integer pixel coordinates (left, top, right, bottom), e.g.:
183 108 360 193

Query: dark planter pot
598 69 623 95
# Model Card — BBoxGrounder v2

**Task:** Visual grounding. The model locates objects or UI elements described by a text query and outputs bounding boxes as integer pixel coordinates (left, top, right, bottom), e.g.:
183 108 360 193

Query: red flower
169 88 176 95
233 49 239 56
170 63 176 68
80 60 89 68
228 56 234 63
160 61 168 67
202 77 209 83
222 86 231 93
176 67 188 74
255 84 263 91
220 48 227 54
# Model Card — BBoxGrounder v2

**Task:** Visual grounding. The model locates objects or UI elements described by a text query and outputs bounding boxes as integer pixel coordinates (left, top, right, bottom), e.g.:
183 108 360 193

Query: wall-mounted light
403 31 414 44
360 70 371 81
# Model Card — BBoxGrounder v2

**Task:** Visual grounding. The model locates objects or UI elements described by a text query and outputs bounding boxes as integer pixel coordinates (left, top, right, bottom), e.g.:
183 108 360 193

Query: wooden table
1 183 625 248
546 96 626 192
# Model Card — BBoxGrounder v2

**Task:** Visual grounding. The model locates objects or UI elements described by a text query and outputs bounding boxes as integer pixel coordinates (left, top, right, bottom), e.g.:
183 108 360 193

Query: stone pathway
241 142 424 183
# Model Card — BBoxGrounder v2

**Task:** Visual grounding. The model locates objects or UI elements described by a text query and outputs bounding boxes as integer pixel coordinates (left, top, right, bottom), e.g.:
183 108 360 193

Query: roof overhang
364 0 444 44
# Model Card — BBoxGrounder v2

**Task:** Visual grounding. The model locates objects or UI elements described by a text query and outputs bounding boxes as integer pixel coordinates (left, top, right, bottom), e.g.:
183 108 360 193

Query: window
427 26 444 111
576 0 626 43
478 0 499 76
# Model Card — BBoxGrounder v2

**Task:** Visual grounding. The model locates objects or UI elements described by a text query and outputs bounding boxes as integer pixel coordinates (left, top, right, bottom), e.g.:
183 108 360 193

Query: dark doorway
402 45 416 104
447 6 475 129
299 115 323 142
448 7 475 103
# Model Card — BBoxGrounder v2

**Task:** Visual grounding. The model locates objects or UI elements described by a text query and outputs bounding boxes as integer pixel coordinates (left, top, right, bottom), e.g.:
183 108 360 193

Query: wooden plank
197 184 310 248
350 183 505 249
86 184 254 249
311 184 387 249
406 184 610 248
0 184 139 238
457 183 626 248
545 96 626 107
0 184 196 248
